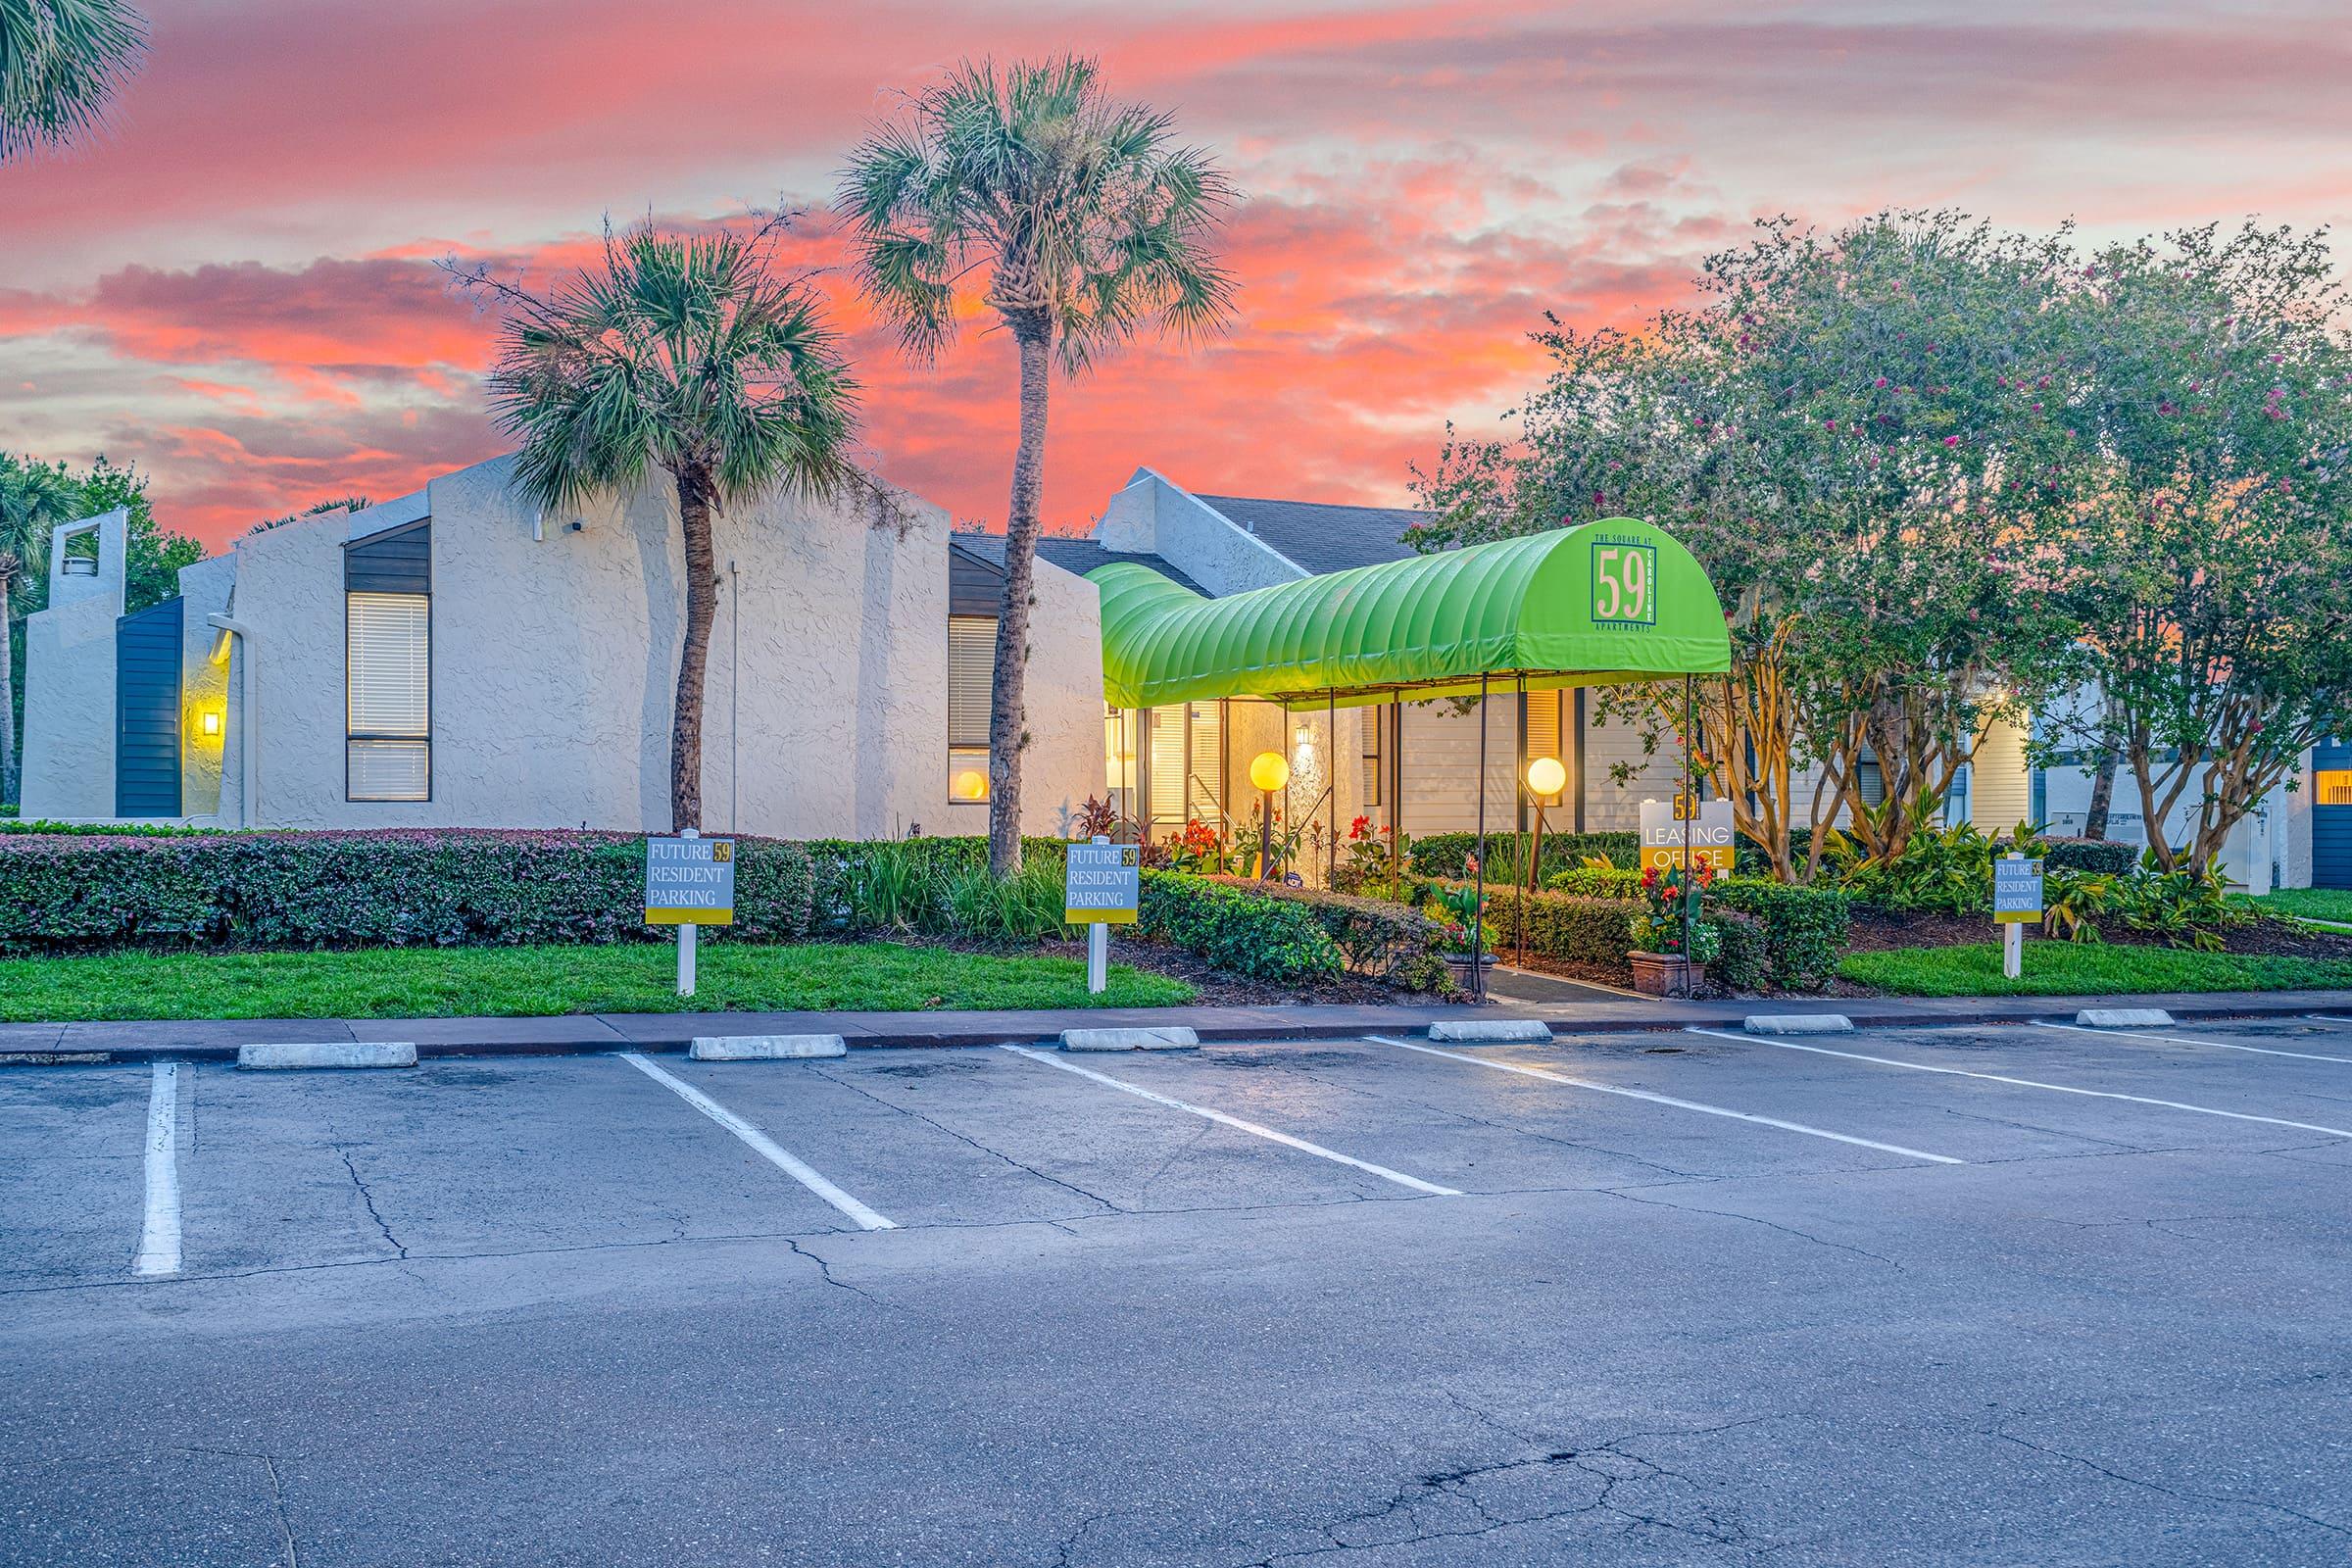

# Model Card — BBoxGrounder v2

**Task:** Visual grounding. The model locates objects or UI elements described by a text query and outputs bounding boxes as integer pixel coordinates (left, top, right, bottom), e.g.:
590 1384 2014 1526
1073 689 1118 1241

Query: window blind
347 590 428 801
948 616 996 751
1525 690 1564 804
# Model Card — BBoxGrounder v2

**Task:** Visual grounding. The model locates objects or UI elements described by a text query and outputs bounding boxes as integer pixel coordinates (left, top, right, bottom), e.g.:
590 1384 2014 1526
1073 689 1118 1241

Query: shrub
1544 865 1644 899
1708 910 1771 993
2042 836 2137 876
1135 872 1343 983
1705 878 1851 991
0 830 816 953
0 817 224 837
1466 882 1642 980
1195 875 1453 991
1408 830 1641 881
804 836 1066 932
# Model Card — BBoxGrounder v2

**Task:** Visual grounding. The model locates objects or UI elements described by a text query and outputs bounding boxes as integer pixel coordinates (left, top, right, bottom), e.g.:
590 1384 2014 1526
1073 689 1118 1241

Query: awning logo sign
1591 540 1658 627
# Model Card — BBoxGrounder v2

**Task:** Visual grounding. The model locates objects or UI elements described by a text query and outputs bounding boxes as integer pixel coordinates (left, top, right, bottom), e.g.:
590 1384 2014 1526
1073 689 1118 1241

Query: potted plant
1628 857 1721 997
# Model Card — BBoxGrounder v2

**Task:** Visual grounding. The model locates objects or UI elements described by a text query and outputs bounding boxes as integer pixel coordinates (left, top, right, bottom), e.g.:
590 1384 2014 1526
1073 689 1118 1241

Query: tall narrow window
1361 705 1384 808
347 592 430 801
1524 690 1564 805
947 615 996 801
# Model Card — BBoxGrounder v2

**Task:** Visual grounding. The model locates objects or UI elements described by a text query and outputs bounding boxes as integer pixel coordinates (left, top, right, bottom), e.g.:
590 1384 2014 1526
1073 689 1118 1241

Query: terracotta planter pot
1628 951 1693 999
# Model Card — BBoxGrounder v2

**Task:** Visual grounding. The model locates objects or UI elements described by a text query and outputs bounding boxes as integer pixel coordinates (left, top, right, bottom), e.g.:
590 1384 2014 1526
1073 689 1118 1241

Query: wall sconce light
201 710 222 737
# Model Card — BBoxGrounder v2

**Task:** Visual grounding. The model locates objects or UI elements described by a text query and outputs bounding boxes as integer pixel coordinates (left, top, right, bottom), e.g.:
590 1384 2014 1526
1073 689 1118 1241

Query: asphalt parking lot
6 1015 2352 1566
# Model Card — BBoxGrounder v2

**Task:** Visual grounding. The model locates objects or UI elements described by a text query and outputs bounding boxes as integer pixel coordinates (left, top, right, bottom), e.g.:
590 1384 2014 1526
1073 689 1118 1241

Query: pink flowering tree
2038 223 2352 873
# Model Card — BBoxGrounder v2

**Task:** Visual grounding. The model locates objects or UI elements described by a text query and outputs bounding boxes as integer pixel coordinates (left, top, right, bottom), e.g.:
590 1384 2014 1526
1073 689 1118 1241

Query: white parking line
620 1053 897 1231
1367 1036 1964 1166
2305 1015 2352 1029
1000 1044 1461 1197
132 1061 182 1278
2035 1020 2352 1065
1685 1028 2352 1140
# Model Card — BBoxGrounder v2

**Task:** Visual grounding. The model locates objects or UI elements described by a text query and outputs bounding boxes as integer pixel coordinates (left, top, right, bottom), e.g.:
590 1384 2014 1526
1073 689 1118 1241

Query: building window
1145 701 1225 836
2318 770 2352 807
948 614 995 801
1361 705 1384 808
1523 690 1565 806
346 591 429 801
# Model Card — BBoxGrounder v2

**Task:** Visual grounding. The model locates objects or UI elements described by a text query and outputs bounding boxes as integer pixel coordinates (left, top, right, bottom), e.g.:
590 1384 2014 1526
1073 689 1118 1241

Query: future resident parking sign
645 836 736 925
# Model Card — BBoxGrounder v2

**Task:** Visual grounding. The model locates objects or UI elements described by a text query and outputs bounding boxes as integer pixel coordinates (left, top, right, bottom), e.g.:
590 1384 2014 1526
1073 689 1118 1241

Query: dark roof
1190 494 1430 576
950 533 1208 597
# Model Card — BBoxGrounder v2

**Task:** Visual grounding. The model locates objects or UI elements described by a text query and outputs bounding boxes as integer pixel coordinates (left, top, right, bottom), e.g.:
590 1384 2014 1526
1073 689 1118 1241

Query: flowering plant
1628 854 1721 962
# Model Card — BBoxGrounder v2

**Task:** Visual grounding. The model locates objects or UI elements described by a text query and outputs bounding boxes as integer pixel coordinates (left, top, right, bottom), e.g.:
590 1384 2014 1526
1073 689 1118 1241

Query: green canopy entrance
1086 517 1733 1004
1092 516 1731 710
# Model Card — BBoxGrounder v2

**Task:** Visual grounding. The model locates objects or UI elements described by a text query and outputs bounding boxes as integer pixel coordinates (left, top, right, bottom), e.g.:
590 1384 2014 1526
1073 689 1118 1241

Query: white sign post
647 829 737 998
1993 852 2043 981
1064 836 1141 997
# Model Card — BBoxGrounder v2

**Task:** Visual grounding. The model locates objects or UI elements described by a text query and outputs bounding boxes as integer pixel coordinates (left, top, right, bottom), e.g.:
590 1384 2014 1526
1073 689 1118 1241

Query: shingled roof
1190 494 1431 576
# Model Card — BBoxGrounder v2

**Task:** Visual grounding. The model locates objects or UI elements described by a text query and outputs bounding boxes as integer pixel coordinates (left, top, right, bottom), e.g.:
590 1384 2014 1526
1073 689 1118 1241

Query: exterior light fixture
201 710 222 737
1519 755 1569 967
954 768 989 802
1249 751 1289 881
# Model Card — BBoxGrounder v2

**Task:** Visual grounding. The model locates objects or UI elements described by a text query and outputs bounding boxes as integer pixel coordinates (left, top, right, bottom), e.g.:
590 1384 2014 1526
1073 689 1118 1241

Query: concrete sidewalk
5 988 2351 1061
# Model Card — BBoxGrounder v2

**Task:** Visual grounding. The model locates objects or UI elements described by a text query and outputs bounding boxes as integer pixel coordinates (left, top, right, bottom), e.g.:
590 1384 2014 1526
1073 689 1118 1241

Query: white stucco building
18 457 2339 890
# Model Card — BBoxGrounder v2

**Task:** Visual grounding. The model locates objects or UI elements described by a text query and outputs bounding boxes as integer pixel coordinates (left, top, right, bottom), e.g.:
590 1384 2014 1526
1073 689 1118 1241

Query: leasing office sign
645 836 736 925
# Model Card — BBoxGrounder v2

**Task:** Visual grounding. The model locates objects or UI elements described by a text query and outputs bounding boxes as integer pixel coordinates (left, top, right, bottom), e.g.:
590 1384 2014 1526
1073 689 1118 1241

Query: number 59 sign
1591 541 1658 626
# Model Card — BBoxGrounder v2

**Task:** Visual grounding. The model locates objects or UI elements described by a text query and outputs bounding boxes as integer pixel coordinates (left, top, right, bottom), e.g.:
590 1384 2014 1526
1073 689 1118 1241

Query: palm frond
0 0 145 161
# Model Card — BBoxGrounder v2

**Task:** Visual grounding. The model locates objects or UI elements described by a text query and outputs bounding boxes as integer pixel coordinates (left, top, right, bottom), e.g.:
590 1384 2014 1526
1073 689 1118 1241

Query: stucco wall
18 509 128 821
175 555 236 823
1096 468 1303 596
201 453 1100 839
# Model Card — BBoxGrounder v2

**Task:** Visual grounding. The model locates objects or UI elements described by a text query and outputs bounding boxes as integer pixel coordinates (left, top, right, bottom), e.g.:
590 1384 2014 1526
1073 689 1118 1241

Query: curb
4 992 2347 1065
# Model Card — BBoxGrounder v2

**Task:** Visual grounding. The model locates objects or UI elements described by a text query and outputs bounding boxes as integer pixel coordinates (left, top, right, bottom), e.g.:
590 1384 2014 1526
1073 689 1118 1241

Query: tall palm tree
839 56 1237 876
0 0 145 162
464 221 859 832
0 459 85 803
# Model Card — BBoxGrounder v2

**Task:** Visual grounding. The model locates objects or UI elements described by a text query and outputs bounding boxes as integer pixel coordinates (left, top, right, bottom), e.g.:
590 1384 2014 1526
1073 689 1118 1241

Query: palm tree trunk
987 321 1053 878
670 468 719 832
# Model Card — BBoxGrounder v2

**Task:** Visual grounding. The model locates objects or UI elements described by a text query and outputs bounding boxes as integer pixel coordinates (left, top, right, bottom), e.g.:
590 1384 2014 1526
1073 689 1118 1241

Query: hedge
1192 875 1452 991
1467 883 1642 981
1408 830 1642 880
1134 872 1343 983
0 830 815 953
1704 878 1851 992
2041 836 2138 875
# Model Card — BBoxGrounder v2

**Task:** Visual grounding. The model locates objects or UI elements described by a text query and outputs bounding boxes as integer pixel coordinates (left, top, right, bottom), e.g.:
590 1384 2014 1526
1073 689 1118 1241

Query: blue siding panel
2318 737 2351 889
115 597 183 818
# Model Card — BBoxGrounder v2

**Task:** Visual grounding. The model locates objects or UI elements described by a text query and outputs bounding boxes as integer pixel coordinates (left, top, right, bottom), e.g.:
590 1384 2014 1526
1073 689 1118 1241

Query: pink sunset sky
3 0 2347 550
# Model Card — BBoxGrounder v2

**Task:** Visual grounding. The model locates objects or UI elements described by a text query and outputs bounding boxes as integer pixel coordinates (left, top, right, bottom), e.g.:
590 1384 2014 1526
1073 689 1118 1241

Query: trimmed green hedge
1408 830 1642 880
1472 883 1642 981
1194 875 1452 992
2042 836 2137 875
1705 878 1851 992
1135 872 1343 983
0 830 816 953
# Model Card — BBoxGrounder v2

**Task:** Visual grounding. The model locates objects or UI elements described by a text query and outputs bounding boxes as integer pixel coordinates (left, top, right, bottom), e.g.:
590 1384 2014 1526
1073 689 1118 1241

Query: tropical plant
1630 858 1722 962
0 0 143 162
453 220 860 832
847 842 938 933
840 56 1238 877
246 496 371 536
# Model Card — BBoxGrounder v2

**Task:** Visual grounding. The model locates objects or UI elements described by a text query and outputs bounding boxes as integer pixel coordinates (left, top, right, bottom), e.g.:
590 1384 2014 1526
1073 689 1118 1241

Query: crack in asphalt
811 1064 1125 1213
1594 1186 1902 1270
332 1145 408 1260
1235 1416 1781 1565
784 1237 885 1307
180 1446 301 1567
1984 1422 2352 1539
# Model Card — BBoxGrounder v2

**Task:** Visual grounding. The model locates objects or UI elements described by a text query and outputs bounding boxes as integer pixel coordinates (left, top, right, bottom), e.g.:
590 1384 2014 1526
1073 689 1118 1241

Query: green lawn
0 942 1195 1022
1840 941 2352 998
2258 889 2352 927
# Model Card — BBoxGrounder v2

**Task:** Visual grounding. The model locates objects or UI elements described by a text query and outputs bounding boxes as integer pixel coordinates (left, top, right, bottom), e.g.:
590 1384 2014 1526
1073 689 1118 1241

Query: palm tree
0 458 85 803
0 0 145 162
839 56 1237 876
461 221 859 832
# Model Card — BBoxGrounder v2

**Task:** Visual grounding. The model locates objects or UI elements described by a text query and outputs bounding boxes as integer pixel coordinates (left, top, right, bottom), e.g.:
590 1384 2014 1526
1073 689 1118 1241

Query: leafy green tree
1416 212 2087 876
454 220 860 832
0 0 143 161
839 56 1237 876
2042 223 2352 872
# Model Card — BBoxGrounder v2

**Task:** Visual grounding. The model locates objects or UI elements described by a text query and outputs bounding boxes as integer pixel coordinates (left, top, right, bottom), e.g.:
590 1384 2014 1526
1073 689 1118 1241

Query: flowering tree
2040 223 2352 872
1415 212 2087 877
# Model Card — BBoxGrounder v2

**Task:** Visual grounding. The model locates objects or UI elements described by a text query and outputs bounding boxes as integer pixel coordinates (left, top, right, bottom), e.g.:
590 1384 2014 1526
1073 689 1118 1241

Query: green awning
1092 517 1731 710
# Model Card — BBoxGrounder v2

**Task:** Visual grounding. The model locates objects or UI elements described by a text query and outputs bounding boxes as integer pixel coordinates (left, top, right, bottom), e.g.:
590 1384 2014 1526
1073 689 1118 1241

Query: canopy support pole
1682 673 1696 999
1472 673 1490 1002
1326 692 1337 889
